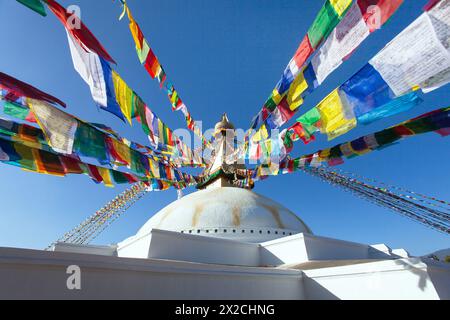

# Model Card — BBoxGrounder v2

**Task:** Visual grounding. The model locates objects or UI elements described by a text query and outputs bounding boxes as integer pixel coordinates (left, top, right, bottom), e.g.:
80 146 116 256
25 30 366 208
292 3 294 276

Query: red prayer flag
144 48 159 78
124 173 140 183
277 97 296 123
293 35 314 68
393 125 414 137
87 164 103 183
435 127 450 137
60 156 84 174
46 0 116 64
105 137 129 166
357 0 404 32
0 72 66 107
328 157 345 166
423 0 441 11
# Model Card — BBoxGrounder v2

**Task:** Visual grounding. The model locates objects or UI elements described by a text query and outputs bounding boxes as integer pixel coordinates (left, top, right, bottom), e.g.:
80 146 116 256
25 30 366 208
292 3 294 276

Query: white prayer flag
370 13 450 96
66 32 108 107
312 3 370 85
28 99 78 154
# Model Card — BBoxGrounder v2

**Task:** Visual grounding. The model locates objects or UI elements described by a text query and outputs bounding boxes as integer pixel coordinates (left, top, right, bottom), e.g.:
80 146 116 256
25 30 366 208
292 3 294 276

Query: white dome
137 187 312 243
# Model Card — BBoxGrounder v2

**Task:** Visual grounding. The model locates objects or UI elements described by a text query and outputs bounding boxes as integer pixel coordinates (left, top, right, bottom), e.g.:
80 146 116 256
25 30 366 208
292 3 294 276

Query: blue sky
0 0 448 255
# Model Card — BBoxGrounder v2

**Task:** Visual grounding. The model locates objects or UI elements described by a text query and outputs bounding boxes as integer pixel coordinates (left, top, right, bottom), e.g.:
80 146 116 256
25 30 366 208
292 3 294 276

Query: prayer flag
73 122 109 165
369 12 450 97
317 89 356 140
66 32 125 121
46 0 115 64
3 101 37 123
340 63 395 117
312 2 371 84
16 0 46 16
357 92 423 124
112 71 134 124
97 167 114 187
28 99 78 154
0 72 65 107
293 35 314 69
32 148 65 176
307 1 342 49
357 0 404 32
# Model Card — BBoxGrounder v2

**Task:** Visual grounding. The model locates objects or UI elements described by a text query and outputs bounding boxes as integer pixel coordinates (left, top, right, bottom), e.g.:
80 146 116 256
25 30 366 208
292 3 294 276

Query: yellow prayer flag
252 124 269 142
113 139 131 166
271 89 283 105
128 10 142 50
286 70 307 111
317 89 356 140
97 167 114 187
319 148 331 160
147 159 157 178
112 71 133 124
329 0 353 16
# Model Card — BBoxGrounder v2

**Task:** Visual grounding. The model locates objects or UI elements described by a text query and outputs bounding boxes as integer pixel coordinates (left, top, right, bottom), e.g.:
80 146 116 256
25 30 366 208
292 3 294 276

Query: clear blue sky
0 0 449 255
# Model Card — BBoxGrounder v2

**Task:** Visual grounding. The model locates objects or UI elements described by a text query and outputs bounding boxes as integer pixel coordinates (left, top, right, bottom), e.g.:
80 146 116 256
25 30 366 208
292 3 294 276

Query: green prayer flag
264 96 277 112
16 0 47 17
129 149 147 176
297 107 321 127
12 141 36 171
135 95 150 135
404 119 437 135
374 128 401 146
4 102 30 121
112 170 129 184
329 145 343 159
307 1 340 49
73 123 109 165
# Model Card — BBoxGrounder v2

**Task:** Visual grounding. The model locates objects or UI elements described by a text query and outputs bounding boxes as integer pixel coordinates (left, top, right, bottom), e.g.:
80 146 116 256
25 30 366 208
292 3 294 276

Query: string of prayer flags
0 122 198 188
0 82 179 168
280 1 450 153
119 1 211 149
0 72 65 108
0 104 195 184
0 135 151 187
303 107 450 170
252 106 450 178
247 0 405 140
0 117 48 152
62 17 202 165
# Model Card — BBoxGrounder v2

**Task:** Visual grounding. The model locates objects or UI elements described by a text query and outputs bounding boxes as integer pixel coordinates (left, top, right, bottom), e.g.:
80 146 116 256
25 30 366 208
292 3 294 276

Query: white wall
117 233 152 259
260 233 389 266
260 234 309 266
117 230 395 268
148 229 260 267
0 247 304 300
117 229 261 267
302 258 448 300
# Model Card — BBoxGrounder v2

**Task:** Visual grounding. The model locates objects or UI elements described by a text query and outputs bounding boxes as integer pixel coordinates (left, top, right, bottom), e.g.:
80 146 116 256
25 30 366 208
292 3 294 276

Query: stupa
0 115 448 300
